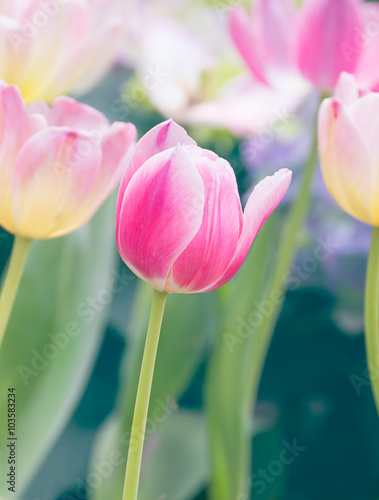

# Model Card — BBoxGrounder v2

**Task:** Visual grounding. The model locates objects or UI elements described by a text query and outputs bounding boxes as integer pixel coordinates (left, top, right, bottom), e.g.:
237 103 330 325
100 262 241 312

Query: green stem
122 289 168 500
364 226 379 415
0 235 32 349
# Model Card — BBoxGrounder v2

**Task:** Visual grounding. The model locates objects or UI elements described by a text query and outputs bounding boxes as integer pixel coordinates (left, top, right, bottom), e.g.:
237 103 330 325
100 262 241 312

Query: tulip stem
0 236 32 349
364 226 379 416
122 288 168 500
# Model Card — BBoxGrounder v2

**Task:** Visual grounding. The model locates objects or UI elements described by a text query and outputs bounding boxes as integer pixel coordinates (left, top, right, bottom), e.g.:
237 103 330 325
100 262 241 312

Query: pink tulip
0 0 125 103
318 72 379 225
116 119 292 293
0 81 136 239
230 0 370 91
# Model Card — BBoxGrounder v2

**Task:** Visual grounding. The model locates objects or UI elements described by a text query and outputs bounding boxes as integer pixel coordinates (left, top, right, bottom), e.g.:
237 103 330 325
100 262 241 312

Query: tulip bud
116 119 292 293
318 72 378 225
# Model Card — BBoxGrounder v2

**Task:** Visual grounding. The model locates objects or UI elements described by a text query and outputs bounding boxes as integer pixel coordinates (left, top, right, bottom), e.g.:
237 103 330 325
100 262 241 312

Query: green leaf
138 411 209 500
205 214 279 500
0 197 117 498
89 288 216 500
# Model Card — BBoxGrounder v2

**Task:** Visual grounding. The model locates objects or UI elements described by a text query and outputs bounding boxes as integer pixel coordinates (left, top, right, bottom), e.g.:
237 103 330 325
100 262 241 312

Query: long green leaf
0 197 117 498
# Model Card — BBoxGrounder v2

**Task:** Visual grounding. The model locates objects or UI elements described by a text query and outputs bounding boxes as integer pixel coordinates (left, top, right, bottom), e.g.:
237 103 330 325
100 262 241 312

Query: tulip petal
318 97 373 224
335 71 362 105
254 0 298 69
0 84 45 233
207 169 292 291
48 17 122 100
117 146 205 292
356 3 379 91
229 6 269 85
29 96 108 130
11 0 91 103
10 127 103 238
116 119 196 224
98 121 137 194
170 153 243 293
343 93 379 223
297 0 362 90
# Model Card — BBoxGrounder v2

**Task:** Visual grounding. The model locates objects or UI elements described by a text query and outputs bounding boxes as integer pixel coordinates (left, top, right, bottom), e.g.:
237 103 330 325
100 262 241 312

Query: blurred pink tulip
0 0 125 103
230 0 375 91
116 119 292 294
0 81 136 239
318 72 379 225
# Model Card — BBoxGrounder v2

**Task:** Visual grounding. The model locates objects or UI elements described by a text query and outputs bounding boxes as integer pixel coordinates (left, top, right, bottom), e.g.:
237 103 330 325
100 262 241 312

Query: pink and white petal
206 169 292 292
115 119 196 222
318 98 373 224
54 122 137 238
334 72 363 105
57 17 123 98
10 127 102 239
356 2 379 91
14 0 91 103
254 0 298 70
229 6 269 85
170 157 243 293
93 121 136 199
0 85 46 231
297 0 362 90
342 94 379 223
0 85 46 171
117 146 205 291
41 96 109 130
0 16 36 93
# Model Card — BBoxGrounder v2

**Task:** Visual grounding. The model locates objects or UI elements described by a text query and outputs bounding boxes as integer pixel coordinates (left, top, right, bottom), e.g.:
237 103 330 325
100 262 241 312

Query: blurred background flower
0 0 126 102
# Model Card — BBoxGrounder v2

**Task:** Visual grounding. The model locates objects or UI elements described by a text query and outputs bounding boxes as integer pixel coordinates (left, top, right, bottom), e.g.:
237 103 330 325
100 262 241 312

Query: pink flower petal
229 6 269 85
11 0 91 103
98 121 137 194
318 97 373 224
356 2 379 90
170 153 243 293
117 145 205 292
29 96 108 130
297 0 363 90
0 84 45 232
254 0 298 70
10 127 103 238
207 169 292 291
116 118 196 225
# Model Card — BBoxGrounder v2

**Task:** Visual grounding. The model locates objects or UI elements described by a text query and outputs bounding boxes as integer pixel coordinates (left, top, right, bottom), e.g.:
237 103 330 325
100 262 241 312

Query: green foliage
0 197 117 497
